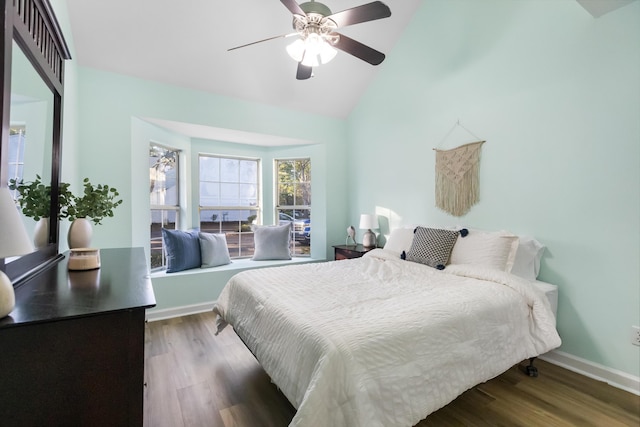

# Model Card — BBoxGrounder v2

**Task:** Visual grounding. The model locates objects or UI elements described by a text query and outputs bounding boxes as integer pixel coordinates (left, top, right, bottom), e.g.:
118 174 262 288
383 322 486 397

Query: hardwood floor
144 312 640 427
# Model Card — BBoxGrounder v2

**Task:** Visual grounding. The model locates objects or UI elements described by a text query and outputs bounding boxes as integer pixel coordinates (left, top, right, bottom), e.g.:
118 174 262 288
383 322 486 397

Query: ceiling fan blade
332 33 385 65
281 0 306 16
296 62 313 80
327 1 391 28
228 33 296 51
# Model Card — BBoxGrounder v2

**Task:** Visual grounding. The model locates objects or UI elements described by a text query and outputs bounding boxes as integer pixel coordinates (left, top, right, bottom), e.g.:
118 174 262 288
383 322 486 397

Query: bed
213 227 561 427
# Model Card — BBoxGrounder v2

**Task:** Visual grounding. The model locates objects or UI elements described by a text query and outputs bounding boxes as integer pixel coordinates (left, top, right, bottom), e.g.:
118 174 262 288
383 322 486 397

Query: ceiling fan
228 0 392 80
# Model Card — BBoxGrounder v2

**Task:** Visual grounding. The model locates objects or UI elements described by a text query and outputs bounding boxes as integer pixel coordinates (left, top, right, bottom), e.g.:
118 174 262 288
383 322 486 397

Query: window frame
149 144 180 270
7 125 26 199
198 153 261 259
275 157 311 257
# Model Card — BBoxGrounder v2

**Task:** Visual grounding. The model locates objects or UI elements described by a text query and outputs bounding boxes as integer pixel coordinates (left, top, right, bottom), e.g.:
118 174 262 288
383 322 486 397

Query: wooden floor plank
220 404 261 427
144 312 640 427
144 353 185 427
177 381 225 427
509 372 638 426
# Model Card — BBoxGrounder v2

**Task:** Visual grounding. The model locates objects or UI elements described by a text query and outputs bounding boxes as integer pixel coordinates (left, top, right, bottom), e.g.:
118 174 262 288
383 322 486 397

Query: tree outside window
149 144 179 269
276 158 311 256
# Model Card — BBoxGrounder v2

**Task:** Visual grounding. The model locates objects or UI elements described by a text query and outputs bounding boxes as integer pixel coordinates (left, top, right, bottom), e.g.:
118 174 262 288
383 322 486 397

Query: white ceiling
64 0 636 139
66 0 423 120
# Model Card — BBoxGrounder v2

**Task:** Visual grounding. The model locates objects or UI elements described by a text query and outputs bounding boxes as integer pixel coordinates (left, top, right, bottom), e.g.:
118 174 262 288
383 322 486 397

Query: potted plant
65 178 123 248
8 175 73 248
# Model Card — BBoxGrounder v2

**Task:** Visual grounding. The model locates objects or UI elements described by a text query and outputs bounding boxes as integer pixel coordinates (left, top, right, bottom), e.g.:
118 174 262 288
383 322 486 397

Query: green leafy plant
8 175 74 221
66 178 123 225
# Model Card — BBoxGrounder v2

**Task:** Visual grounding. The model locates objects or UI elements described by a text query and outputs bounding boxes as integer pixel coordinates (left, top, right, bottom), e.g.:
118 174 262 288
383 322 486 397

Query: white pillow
252 224 291 261
449 229 519 271
383 228 415 257
510 236 545 281
199 232 231 268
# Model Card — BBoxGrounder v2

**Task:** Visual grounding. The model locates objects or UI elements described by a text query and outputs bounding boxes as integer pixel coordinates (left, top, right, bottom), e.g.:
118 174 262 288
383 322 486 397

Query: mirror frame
0 0 71 284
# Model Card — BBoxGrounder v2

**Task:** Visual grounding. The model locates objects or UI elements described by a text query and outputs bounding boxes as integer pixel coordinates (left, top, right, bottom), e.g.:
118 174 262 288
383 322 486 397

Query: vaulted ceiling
66 0 422 119
65 0 636 120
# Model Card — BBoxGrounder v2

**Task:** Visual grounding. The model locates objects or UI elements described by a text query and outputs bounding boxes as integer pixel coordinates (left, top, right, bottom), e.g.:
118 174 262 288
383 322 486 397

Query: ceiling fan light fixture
287 34 337 67
286 39 305 62
317 40 337 64
230 1 391 80
304 33 337 65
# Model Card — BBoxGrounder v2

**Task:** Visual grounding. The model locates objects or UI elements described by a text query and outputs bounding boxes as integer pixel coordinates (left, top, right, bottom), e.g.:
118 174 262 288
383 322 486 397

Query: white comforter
213 249 561 427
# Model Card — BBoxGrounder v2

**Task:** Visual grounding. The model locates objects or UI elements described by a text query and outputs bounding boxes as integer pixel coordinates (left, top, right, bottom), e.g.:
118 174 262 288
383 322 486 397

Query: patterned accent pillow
403 226 460 270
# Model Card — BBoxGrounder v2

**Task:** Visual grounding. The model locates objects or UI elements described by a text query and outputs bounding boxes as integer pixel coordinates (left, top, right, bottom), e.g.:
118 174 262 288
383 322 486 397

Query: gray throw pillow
252 224 291 261
199 232 231 268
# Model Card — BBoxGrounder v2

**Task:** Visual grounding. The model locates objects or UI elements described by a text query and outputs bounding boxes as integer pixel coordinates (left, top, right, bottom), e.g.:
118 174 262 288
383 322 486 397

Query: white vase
68 218 93 249
33 217 50 249
0 271 15 318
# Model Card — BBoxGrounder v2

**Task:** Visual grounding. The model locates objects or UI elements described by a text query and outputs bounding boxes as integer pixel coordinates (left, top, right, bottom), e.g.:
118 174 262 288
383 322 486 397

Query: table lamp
0 187 35 318
359 214 378 248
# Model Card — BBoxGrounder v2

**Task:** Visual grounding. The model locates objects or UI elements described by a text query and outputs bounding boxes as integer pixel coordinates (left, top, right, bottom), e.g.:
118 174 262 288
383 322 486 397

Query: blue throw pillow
162 229 201 273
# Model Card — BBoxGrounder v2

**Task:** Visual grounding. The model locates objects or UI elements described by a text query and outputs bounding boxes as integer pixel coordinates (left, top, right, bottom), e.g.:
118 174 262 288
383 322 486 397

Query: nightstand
333 244 376 260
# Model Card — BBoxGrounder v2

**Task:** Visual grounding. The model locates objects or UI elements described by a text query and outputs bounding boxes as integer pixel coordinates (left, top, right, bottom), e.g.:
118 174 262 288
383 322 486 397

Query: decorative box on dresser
333 244 376 260
0 247 156 426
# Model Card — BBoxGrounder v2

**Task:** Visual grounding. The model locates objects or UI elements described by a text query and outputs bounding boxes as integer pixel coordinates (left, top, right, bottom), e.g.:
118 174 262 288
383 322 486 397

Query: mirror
8 41 55 253
1 0 70 284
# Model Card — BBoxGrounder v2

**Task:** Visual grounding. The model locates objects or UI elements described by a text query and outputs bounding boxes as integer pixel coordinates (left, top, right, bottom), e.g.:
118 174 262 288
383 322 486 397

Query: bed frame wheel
525 364 539 377
523 357 538 377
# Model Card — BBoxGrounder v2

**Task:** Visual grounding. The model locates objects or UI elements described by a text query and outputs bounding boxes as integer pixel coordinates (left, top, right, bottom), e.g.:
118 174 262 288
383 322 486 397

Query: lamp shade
0 187 34 258
359 214 378 230
287 35 337 67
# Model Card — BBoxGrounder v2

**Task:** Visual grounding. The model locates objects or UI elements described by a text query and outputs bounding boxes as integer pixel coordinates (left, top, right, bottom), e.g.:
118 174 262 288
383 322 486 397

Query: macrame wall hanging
434 121 485 217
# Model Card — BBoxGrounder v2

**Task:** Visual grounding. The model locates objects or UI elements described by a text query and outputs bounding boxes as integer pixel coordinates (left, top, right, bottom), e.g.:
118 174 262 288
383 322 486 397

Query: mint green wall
348 0 640 376
74 67 346 262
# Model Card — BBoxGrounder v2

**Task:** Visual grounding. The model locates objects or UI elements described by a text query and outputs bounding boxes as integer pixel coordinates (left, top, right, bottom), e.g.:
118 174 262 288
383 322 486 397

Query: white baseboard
146 301 215 322
541 350 640 396
145 305 640 396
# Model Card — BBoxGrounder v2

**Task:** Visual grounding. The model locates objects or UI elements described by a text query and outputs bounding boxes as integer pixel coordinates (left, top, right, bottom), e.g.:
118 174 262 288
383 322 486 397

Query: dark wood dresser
0 247 156 426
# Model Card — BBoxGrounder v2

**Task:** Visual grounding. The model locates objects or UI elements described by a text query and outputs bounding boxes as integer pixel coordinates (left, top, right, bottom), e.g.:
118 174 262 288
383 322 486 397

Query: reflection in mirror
7 41 55 259
2 0 71 286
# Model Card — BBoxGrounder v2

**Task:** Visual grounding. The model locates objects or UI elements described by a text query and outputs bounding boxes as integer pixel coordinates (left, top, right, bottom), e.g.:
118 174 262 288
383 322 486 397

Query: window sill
149 256 323 278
